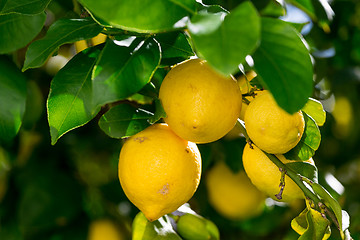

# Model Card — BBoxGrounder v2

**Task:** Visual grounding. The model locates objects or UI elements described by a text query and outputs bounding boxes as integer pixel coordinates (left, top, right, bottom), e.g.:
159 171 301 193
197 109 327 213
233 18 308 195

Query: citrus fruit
118 123 202 221
91 33 107 46
88 219 123 240
206 161 265 220
242 143 314 202
244 91 305 154
239 90 266 121
159 58 242 144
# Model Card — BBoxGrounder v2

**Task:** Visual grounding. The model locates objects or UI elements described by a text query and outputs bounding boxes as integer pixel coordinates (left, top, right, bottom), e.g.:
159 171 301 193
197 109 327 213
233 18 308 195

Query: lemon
239 90 266 121
91 33 107 46
75 39 88 53
242 143 314 202
244 91 305 154
159 59 242 144
118 123 202 221
206 161 265 220
88 219 123 240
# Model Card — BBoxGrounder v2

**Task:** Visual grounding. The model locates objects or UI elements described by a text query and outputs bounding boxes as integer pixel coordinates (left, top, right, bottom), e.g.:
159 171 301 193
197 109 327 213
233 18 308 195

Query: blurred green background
1 0 360 239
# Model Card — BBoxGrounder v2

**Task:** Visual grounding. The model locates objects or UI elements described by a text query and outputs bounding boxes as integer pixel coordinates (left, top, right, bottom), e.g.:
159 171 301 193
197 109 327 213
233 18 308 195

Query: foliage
1 0 360 239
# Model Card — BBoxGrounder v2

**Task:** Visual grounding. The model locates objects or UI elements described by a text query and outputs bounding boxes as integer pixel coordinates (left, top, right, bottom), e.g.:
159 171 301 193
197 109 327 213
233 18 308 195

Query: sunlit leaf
47 47 102 145
284 113 321 160
188 2 260 75
132 212 182 240
79 0 194 33
311 182 345 238
292 208 331 240
253 17 313 114
302 98 326 126
23 18 102 71
98 104 152 139
92 37 161 109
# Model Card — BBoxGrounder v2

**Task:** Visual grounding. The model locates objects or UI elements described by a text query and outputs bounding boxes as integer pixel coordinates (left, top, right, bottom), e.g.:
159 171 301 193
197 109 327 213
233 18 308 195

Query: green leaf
311 182 345 238
156 31 194 65
92 37 161 109
288 0 334 22
47 46 102 145
286 161 318 183
23 18 103 71
253 17 313 114
302 98 326 126
291 208 331 240
188 1 260 75
79 0 193 33
149 99 166 124
132 212 182 240
0 56 27 144
0 12 45 54
177 213 220 240
284 113 321 160
0 0 51 15
98 104 152 139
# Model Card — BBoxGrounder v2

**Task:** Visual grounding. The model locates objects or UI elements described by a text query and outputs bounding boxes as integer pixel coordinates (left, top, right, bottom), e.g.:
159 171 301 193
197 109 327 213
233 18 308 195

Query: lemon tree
0 0 357 239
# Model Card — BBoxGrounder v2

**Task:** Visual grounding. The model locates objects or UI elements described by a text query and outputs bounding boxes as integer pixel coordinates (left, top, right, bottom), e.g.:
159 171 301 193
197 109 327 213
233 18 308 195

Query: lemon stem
236 119 320 204
236 119 343 232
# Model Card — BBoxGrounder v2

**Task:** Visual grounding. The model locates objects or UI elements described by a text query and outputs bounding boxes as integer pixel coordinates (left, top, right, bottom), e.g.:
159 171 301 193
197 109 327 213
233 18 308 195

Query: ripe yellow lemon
244 91 305 154
159 59 242 144
206 161 265 220
88 219 123 240
242 143 314 202
118 123 201 221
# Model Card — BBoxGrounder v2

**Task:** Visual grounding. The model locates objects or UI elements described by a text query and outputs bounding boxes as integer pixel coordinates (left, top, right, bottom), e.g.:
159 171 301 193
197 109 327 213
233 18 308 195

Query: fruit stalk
236 119 320 204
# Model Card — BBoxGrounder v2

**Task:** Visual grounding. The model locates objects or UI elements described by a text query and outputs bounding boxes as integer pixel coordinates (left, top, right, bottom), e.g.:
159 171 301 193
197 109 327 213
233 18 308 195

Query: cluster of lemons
118 58 311 223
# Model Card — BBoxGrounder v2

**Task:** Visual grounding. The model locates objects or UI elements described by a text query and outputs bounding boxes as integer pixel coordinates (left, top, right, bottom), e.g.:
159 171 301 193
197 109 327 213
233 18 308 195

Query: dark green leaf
79 0 193 33
188 1 260 75
284 113 321 160
0 0 51 15
132 212 182 240
0 12 45 54
47 47 102 145
98 104 152 139
0 56 27 144
286 161 318 183
23 18 102 71
302 98 326 126
156 31 194 65
149 99 166 124
92 37 161 109
253 17 313 114
22 81 44 129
